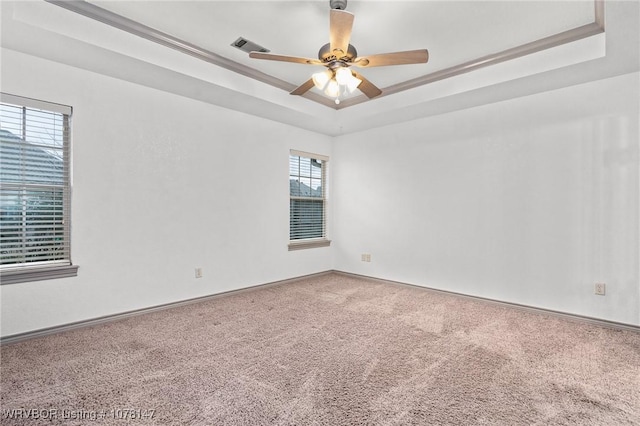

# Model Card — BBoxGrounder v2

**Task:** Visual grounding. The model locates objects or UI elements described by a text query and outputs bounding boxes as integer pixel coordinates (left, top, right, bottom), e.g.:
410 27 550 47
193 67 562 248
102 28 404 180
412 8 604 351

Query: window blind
289 151 328 244
0 95 72 271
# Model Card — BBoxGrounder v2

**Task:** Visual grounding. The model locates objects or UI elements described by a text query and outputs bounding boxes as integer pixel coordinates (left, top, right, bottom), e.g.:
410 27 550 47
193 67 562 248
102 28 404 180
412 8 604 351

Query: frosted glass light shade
346 75 362 93
324 79 340 97
335 67 352 85
312 70 332 90
335 67 361 93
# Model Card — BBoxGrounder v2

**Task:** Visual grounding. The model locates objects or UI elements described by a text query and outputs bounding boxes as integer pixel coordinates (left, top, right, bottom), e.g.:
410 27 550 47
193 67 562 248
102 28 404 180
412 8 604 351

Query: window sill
1 265 79 285
288 239 331 251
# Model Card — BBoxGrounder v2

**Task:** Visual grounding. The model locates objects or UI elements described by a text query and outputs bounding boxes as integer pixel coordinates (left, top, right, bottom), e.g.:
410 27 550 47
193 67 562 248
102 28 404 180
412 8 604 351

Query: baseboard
332 270 640 333
0 270 333 345
3 269 637 345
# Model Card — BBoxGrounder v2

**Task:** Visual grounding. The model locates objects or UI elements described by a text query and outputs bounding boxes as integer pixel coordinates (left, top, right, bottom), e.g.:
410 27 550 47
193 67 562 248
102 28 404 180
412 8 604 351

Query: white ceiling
1 1 638 136
90 0 595 90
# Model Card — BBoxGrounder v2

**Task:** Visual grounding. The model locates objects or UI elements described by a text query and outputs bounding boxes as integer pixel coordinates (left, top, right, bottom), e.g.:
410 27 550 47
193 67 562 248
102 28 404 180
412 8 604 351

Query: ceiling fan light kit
248 0 429 106
312 66 362 104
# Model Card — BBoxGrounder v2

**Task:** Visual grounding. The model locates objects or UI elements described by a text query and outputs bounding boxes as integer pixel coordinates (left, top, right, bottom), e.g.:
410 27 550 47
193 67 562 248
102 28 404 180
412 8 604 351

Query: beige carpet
1 273 639 425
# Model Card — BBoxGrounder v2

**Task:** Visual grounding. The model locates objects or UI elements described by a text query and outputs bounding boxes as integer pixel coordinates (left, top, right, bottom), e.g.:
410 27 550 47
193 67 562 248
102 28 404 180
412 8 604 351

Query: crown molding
46 0 604 111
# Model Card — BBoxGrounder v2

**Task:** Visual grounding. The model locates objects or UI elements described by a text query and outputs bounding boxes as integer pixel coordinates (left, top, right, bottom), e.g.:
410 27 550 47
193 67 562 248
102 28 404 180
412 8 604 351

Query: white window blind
0 94 75 281
289 151 330 250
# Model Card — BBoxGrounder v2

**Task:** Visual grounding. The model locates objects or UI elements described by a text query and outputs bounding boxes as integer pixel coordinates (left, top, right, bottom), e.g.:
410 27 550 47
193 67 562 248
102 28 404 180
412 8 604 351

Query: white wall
0 49 333 337
333 72 640 326
2 48 639 337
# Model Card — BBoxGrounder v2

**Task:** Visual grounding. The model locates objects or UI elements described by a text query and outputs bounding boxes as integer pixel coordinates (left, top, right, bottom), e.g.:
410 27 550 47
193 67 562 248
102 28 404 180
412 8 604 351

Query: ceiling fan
249 0 429 105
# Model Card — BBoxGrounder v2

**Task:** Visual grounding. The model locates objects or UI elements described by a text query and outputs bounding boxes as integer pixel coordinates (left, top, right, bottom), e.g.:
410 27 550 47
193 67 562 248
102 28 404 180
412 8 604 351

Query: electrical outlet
594 282 606 295
361 253 371 262
195 268 203 279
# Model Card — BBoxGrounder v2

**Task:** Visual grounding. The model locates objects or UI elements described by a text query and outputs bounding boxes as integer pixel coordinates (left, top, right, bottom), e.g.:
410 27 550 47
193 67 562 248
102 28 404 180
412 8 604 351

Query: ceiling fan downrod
330 0 347 10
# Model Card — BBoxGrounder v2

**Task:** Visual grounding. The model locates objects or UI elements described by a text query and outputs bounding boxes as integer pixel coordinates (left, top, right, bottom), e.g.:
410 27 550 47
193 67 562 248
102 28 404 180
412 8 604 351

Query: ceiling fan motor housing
330 0 347 10
318 42 357 63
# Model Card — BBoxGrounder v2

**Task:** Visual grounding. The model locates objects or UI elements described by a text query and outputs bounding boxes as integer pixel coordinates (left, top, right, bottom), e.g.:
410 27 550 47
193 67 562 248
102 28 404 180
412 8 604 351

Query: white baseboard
2 269 637 345
0 271 333 345
334 270 640 333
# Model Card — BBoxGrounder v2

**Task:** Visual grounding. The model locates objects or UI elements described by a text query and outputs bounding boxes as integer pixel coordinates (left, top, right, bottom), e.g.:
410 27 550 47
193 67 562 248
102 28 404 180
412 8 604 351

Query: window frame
0 93 78 285
288 150 331 251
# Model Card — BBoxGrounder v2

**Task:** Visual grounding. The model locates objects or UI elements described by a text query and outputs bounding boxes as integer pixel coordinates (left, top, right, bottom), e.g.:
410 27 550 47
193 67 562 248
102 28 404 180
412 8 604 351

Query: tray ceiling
2 1 637 135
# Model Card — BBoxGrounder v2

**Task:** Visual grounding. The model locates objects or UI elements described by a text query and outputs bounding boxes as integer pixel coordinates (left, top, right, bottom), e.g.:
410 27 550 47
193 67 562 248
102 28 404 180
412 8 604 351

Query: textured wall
333 72 640 325
2 55 639 336
0 49 333 337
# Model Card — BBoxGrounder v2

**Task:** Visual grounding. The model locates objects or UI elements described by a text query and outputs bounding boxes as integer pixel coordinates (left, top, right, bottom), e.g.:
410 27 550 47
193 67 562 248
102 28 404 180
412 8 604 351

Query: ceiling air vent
231 37 269 54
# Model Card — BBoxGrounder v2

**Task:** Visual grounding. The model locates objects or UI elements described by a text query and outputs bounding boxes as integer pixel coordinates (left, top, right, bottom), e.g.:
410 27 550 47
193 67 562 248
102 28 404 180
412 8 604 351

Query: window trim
1 264 79 285
288 150 331 251
288 238 331 251
0 93 77 284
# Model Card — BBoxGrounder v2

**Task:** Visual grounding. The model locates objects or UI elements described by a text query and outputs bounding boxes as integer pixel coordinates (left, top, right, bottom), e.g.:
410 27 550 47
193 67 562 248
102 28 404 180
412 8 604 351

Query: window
289 150 330 250
0 93 77 284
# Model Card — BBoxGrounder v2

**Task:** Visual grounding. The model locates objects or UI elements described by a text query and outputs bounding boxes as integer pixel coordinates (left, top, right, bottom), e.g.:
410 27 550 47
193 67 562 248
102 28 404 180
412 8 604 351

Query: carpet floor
1 273 639 425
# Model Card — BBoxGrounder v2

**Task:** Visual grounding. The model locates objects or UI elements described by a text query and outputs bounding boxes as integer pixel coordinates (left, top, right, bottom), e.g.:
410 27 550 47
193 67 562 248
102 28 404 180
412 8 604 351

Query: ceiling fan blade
353 49 429 67
290 78 315 96
249 52 323 66
352 72 382 99
329 9 354 59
